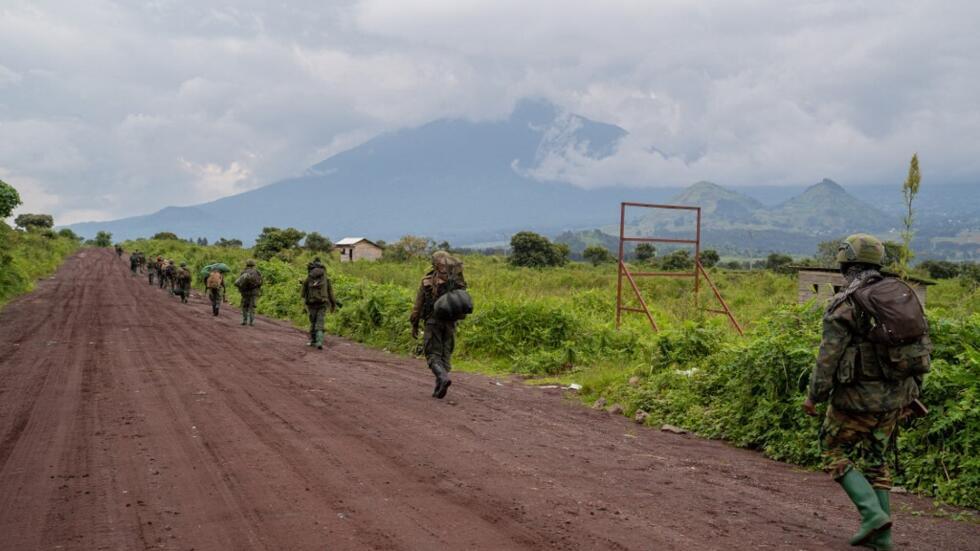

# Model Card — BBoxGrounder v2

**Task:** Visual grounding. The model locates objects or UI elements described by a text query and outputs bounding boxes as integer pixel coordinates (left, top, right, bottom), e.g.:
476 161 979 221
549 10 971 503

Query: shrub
509 231 568 268
0 179 21 218
94 231 113 247
582 245 614 266
14 213 54 230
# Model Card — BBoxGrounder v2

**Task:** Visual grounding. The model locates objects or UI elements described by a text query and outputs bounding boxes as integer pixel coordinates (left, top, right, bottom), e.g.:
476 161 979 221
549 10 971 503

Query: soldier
137 252 146 274
205 268 225 316
410 251 467 399
174 262 192 304
163 260 177 294
115 244 123 259
147 255 156 286
803 234 929 551
301 258 335 349
129 252 139 275
234 259 263 326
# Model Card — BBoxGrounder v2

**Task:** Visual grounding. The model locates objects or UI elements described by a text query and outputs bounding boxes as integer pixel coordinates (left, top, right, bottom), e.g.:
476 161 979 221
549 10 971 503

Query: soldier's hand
411 325 419 340
802 397 818 417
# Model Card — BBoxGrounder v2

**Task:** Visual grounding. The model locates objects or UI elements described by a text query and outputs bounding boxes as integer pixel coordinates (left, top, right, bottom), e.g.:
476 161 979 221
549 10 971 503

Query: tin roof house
335 237 383 262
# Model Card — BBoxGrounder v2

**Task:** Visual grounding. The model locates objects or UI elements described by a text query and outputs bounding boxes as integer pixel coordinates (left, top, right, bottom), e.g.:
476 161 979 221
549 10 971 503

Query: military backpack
306 267 331 304
206 271 224 290
851 277 932 380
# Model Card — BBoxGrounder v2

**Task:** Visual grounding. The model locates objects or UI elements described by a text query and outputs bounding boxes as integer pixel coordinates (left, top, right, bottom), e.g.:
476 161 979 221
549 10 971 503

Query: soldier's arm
327 279 337 311
410 281 426 324
807 304 854 404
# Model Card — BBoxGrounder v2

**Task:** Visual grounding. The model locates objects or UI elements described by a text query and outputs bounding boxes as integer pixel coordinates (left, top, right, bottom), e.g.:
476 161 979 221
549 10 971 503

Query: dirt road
0 249 975 550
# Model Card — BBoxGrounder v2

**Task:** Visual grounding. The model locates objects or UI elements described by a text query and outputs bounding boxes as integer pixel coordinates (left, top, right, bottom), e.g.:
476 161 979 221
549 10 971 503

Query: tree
195 237 209 246
254 227 306 260
918 260 960 279
152 231 180 240
215 237 243 248
816 239 841 267
899 153 921 277
383 235 432 262
57 228 81 241
305 232 333 253
660 249 693 271
509 231 568 268
14 213 54 230
765 253 794 273
435 240 452 252
94 231 113 247
0 179 21 219
699 249 720 268
582 245 613 266
635 243 656 263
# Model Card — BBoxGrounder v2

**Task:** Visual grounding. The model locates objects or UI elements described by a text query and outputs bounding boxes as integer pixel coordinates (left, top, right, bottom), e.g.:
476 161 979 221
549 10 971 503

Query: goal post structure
615 202 743 336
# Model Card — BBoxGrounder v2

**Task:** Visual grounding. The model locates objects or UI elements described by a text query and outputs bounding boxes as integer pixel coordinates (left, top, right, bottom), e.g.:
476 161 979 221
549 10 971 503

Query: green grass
0 223 80 308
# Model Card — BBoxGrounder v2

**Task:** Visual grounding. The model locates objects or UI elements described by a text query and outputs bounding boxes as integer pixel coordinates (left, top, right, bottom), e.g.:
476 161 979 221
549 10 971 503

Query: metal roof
335 237 380 248
789 265 935 285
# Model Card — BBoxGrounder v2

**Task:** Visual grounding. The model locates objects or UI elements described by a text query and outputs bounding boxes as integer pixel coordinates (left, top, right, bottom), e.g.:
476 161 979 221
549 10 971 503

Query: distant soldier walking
301 258 335 349
147 256 157 285
234 259 263 326
163 260 176 294
174 262 192 304
115 244 123 259
137 252 146 274
129 252 139 275
205 268 225 316
803 234 930 551
410 251 471 399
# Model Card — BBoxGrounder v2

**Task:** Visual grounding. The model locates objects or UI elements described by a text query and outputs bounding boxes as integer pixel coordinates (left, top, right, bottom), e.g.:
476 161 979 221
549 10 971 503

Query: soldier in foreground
174 262 192 304
205 268 225 316
803 234 930 551
410 251 469 400
234 259 263 326
301 258 335 349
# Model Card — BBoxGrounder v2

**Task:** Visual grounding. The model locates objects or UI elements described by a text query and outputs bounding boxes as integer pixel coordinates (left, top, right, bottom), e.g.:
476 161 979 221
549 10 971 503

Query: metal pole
616 202 626 328
694 207 701 308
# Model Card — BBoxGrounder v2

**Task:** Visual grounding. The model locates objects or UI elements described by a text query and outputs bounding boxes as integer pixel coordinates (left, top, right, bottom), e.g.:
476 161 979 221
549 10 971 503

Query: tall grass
0 223 80 308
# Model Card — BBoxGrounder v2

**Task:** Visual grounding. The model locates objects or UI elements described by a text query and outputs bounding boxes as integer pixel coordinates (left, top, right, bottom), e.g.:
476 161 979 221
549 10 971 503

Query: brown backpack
851 277 931 379
206 271 223 290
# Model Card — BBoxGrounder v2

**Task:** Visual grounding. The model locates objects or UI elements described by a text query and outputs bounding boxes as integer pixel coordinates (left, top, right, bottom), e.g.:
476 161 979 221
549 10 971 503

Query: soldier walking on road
163 260 176 294
115 244 123 259
234 259 263 326
137 252 146 274
174 262 192 304
301 258 335 350
410 251 469 400
147 256 157 286
802 234 931 551
129 252 139 275
205 269 225 316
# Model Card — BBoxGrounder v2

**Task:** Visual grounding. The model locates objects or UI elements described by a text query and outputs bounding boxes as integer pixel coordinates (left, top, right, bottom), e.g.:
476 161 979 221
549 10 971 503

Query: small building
335 237 383 262
792 266 934 305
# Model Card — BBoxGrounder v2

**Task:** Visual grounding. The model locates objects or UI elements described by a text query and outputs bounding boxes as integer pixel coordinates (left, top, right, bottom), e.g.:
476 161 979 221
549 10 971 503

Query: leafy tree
57 228 81 241
582 245 613 266
94 231 113 247
195 237 209 246
919 260 960 279
765 253 794 273
699 249 720 268
720 260 744 270
152 231 180 240
254 227 306 260
435 240 452 252
635 243 656 262
660 249 693 271
215 237 243 248
899 153 921 277
509 231 568 268
959 262 980 290
305 232 333 253
14 213 54 230
816 239 841 266
383 235 432 262
0 179 21 219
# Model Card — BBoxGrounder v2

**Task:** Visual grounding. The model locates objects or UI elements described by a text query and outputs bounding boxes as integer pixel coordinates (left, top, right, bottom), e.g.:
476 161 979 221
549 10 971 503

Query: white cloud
0 0 977 225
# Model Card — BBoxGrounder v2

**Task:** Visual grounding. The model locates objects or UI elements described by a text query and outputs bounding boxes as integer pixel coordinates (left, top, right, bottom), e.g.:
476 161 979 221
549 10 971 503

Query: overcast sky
1 0 977 224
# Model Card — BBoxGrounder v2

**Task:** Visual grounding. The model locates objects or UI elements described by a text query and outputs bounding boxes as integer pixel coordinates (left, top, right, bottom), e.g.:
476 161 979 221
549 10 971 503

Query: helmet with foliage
246 259 256 267
836 233 885 266
431 250 451 269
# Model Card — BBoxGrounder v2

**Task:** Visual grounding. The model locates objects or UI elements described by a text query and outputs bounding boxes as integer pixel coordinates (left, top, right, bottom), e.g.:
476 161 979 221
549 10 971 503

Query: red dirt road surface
0 249 976 550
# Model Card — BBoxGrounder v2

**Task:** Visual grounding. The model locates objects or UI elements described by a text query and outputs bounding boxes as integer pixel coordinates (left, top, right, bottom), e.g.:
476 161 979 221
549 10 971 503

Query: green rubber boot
248 312 255 326
867 490 893 550
241 312 248 326
315 330 324 350
839 469 891 547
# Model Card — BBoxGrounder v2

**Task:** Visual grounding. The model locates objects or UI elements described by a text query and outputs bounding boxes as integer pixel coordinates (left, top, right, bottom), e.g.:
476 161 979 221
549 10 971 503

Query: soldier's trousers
176 285 190 303
148 271 155 285
423 319 456 376
208 288 222 313
241 294 257 316
820 405 900 489
307 303 327 337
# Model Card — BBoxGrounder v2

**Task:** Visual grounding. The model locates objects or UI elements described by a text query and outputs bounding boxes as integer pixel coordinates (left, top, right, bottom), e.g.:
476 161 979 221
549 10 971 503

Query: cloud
0 0 977 226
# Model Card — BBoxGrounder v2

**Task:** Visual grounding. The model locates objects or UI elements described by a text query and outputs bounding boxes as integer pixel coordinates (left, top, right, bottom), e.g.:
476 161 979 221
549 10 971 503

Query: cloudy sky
1 0 977 224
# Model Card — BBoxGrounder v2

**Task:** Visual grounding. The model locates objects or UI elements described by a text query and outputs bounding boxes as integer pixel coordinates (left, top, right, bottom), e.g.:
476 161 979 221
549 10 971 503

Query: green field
124 238 979 509
0 223 80 308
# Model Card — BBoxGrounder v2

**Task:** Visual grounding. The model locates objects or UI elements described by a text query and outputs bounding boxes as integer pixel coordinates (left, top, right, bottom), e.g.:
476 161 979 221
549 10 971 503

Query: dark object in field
433 289 473 321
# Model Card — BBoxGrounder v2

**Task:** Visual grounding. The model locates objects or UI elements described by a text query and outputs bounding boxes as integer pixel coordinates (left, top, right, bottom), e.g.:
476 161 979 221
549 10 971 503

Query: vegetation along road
0 249 976 550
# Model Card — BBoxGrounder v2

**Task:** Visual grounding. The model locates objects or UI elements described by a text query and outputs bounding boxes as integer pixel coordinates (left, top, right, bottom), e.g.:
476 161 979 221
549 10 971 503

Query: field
0 223 80 307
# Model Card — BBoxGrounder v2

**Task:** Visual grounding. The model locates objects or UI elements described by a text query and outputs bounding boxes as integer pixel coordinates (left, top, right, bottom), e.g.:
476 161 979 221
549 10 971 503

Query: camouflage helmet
836 233 885 266
431 250 451 268
180 262 187 267
245 259 256 267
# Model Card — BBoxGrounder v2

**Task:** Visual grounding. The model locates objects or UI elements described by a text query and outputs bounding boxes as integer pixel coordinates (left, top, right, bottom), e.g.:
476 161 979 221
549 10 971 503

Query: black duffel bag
433 289 474 321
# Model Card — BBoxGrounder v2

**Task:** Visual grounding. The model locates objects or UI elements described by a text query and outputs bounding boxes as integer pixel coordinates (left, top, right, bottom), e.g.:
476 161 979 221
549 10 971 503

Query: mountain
760 178 892 235
68 99 642 244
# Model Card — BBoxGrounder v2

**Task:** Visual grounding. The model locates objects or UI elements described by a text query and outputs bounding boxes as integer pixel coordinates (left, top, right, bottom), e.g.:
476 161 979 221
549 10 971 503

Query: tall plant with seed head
899 153 921 277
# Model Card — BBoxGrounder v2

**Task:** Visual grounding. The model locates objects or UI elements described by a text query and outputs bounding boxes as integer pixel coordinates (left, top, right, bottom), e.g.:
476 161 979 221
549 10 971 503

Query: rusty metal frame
615 202 743 335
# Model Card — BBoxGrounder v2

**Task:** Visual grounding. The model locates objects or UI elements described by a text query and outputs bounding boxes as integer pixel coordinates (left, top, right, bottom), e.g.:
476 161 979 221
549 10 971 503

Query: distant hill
760 179 892 236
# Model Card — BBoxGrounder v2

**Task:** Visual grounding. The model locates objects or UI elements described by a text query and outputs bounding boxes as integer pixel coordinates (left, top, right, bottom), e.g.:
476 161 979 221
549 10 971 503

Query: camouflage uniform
805 233 926 550
174 264 192 304
130 253 139 274
301 260 335 349
206 271 225 316
236 261 262 326
411 251 466 399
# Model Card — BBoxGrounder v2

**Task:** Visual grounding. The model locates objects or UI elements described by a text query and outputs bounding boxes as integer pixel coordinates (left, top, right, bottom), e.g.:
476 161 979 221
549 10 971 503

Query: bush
582 245 614 266
14 213 54 230
0 221 80 306
254 227 306 260
660 250 693 271
94 231 113 247
0 179 21 218
699 249 720 268
919 260 960 279
152 232 180 240
383 235 432 262
305 232 333 253
509 231 568 268
765 253 794 273
635 243 656 262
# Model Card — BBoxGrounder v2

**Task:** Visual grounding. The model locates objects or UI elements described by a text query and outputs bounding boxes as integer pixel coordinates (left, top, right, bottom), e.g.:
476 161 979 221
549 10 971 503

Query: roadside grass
0 223 80 308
